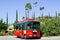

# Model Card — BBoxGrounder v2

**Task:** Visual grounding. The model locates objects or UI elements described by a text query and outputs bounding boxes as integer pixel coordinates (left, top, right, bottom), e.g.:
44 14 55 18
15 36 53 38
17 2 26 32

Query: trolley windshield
22 22 40 30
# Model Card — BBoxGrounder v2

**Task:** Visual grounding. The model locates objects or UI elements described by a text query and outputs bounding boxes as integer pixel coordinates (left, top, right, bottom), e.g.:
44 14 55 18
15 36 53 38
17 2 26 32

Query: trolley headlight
24 30 26 34
33 30 37 34
33 30 37 32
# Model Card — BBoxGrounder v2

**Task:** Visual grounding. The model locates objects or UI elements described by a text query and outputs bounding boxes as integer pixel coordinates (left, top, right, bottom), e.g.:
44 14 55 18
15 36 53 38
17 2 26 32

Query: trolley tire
17 36 21 38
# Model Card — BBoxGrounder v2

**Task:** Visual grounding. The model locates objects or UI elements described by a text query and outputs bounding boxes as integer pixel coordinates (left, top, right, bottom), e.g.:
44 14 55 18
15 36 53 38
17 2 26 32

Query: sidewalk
0 36 60 39
41 36 60 39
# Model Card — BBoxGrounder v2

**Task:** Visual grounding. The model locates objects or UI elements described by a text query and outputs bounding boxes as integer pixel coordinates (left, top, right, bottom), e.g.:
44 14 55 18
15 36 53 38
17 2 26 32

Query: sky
0 0 60 24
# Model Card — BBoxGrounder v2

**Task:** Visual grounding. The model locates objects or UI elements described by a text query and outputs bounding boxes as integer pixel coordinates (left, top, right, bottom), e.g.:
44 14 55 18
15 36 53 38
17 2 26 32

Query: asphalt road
0 36 60 40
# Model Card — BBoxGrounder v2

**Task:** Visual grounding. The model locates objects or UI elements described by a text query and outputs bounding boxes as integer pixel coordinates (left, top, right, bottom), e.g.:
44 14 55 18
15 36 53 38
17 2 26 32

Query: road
0 36 60 40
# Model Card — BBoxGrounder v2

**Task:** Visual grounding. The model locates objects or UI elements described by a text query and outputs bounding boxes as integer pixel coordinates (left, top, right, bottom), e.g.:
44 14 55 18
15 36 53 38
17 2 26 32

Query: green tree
16 10 18 22
6 12 8 26
58 13 60 17
13 10 18 25
0 19 8 31
56 12 57 18
25 3 32 19
48 12 50 17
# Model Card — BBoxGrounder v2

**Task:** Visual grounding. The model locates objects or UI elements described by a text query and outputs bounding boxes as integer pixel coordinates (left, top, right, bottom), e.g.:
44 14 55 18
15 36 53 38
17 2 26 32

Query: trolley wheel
17 36 21 38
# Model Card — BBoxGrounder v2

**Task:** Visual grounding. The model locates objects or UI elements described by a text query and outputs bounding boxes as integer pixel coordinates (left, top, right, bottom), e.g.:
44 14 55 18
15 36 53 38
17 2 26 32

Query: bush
40 18 60 36
0 30 5 36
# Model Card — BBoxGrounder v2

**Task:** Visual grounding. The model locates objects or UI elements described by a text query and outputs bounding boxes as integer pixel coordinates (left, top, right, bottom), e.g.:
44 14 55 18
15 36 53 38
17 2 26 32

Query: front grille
33 32 37 34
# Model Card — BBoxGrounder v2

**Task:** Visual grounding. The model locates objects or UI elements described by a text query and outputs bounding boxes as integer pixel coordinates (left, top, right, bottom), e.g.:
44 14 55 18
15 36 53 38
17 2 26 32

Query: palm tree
34 1 37 7
32 12 35 19
40 6 44 18
25 3 32 19
25 9 27 20
33 1 38 20
40 6 44 10
22 16 25 20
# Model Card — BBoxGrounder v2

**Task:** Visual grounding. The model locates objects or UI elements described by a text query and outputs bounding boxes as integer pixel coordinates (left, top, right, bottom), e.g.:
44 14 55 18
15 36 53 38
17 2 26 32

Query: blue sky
0 0 60 24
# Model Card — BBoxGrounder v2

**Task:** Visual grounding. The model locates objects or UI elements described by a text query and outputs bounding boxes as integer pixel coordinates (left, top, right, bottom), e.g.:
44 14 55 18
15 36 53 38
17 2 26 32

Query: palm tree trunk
25 10 27 20
42 13 43 19
28 10 29 19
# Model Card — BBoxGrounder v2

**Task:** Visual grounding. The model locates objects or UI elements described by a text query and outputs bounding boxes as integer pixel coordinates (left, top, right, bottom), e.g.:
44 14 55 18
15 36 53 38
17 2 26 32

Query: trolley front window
22 22 40 30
